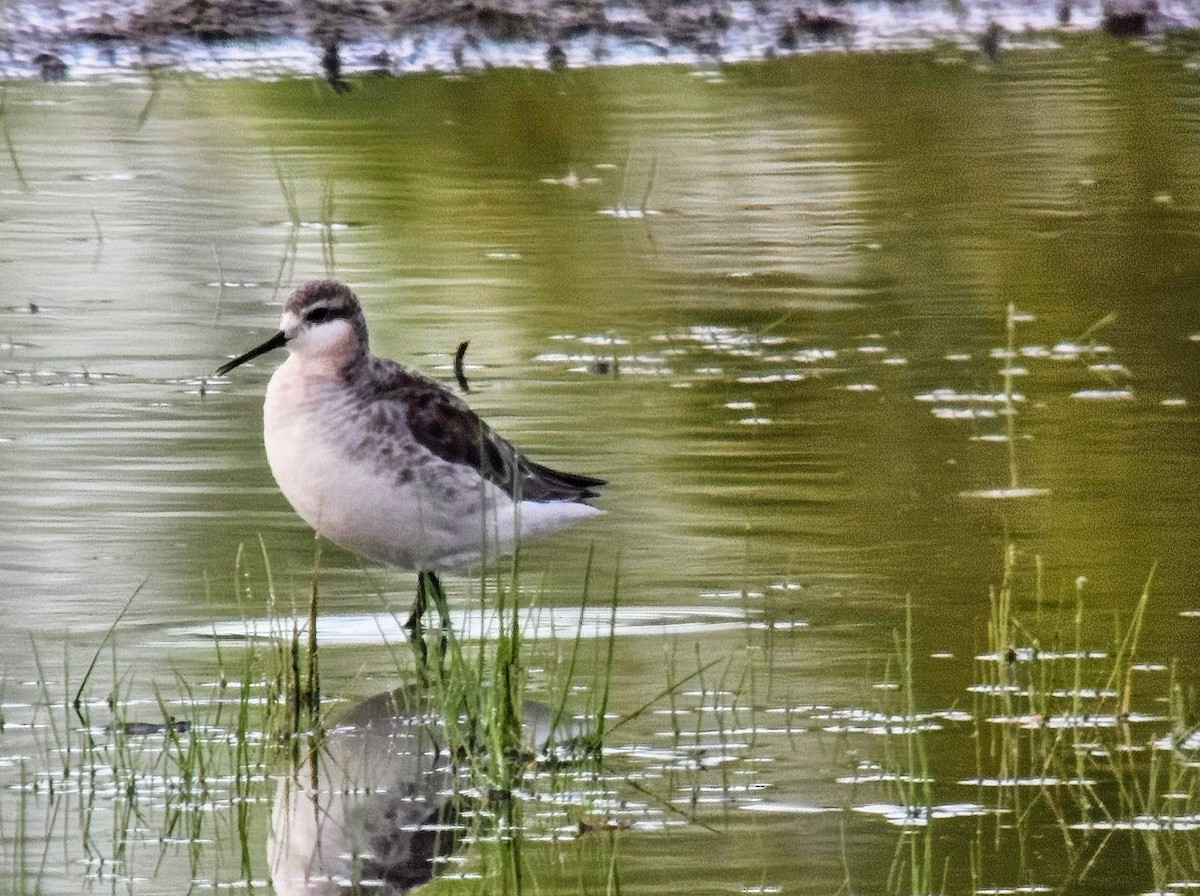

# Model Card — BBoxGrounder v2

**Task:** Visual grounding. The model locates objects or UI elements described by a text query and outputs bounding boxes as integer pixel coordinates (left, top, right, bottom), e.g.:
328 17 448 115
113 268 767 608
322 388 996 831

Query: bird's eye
305 306 332 324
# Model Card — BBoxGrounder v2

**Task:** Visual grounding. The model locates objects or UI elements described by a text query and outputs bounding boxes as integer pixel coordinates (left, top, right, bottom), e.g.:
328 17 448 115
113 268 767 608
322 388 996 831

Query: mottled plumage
217 280 604 575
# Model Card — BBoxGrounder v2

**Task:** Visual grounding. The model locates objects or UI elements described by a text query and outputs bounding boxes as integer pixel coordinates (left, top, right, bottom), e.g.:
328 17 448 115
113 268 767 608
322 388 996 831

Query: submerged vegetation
0 530 1196 894
873 550 1199 895
865 306 1200 894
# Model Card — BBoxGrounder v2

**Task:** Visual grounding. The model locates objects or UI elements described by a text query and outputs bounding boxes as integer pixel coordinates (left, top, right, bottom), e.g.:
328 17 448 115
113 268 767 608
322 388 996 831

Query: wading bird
216 280 604 635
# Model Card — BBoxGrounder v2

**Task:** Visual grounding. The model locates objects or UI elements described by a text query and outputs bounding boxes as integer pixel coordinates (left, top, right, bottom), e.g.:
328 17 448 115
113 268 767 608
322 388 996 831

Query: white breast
264 361 352 538
262 356 592 572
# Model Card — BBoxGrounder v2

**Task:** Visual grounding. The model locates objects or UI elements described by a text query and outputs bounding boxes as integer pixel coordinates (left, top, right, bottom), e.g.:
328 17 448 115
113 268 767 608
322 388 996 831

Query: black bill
215 330 288 376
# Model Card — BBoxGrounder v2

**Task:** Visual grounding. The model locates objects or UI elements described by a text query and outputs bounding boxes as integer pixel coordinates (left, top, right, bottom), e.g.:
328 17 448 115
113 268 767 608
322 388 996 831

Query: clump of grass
406 555 606 893
868 539 1199 896
965 546 1198 891
17 541 338 894
232 538 322 750
9 535 742 896
877 594 937 896
251 542 632 895
392 547 756 893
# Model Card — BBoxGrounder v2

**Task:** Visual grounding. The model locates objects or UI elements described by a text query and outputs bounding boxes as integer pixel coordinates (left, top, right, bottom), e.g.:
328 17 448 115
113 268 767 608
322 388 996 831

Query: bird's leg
405 575 428 634
406 572 453 679
406 574 430 672
426 571 452 659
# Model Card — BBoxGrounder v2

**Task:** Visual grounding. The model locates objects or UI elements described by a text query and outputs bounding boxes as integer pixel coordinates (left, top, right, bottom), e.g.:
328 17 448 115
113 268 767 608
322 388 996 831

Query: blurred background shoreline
3 0 1186 82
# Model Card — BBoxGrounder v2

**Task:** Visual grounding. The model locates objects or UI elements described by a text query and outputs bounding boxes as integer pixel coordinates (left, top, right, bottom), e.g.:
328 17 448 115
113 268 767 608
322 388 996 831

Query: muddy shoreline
4 0 1182 81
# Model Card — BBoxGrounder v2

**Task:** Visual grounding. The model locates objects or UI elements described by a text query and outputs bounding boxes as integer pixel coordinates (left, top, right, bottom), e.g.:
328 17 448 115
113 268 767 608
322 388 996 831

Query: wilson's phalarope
216 280 604 626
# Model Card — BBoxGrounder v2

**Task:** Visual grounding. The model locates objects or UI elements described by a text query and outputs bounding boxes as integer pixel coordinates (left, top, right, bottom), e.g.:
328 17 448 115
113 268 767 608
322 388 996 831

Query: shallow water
3 37 1200 895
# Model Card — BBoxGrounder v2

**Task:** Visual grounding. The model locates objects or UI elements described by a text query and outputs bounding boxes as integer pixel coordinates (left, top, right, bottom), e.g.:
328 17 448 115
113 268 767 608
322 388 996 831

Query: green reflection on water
1 39 1200 894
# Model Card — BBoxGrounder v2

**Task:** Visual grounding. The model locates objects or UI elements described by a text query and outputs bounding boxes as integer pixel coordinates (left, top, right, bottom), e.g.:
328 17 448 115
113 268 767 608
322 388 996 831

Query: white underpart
263 330 599 573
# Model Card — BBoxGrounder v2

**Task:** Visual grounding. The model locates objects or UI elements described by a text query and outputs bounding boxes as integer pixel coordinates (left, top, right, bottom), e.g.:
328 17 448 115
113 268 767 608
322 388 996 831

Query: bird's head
217 280 369 376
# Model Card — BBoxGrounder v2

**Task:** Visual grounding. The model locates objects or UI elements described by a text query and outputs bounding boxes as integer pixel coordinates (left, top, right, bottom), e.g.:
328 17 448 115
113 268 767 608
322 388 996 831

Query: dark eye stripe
305 305 351 324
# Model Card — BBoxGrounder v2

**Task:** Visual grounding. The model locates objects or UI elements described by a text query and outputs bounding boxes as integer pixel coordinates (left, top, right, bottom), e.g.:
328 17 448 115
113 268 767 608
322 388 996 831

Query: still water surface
3 38 1200 894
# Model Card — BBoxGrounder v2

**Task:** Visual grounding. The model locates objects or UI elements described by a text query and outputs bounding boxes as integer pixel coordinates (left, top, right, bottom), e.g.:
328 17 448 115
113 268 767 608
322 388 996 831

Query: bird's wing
363 359 603 503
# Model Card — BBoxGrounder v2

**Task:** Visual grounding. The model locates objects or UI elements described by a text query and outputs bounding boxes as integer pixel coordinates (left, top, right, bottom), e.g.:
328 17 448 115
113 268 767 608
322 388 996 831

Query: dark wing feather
364 359 604 503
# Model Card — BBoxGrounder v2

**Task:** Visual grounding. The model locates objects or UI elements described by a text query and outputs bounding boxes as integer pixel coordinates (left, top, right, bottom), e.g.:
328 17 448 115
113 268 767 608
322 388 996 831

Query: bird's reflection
269 685 593 894
268 687 462 895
